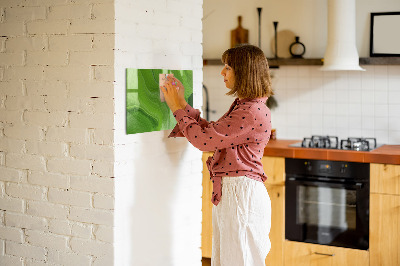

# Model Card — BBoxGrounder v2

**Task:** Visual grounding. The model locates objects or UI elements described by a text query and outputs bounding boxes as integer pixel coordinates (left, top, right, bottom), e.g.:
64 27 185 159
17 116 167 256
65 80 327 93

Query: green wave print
126 68 193 135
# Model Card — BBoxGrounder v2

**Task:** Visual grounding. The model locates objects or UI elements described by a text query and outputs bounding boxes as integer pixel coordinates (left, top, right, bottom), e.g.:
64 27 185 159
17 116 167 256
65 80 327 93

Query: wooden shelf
203 57 400 67
359 57 400 65
203 58 323 67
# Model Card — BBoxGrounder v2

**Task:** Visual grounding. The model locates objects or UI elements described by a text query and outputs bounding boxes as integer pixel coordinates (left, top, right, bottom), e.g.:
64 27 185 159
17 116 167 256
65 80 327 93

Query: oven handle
286 177 364 189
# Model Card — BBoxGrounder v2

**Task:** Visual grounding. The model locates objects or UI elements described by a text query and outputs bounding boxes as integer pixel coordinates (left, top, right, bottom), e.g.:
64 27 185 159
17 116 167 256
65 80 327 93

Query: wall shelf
203 57 400 67
359 57 400 65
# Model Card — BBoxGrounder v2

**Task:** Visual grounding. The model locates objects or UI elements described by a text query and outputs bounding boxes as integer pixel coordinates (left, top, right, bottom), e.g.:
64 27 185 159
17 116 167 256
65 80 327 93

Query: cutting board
231 16 249 48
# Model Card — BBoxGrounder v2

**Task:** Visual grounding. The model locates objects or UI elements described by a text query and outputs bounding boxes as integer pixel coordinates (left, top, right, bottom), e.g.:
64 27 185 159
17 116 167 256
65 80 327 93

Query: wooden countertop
263 139 400 165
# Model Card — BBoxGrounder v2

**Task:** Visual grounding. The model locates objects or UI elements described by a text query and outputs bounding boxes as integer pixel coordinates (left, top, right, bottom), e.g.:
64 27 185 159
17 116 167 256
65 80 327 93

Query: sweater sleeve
172 106 257 152
168 104 211 138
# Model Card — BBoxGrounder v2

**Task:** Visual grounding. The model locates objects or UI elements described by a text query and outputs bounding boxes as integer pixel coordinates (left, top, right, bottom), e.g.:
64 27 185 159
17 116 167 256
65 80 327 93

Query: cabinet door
265 184 284 266
261 156 285 185
284 241 369 266
370 163 400 195
201 152 213 258
370 193 400 266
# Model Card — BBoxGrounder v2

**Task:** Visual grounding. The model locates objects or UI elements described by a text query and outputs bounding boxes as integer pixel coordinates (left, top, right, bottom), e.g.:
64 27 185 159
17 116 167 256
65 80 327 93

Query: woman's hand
160 76 186 113
172 77 187 108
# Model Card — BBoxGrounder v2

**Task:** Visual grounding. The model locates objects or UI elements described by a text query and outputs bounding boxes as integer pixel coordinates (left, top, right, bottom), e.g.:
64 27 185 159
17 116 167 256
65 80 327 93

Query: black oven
285 158 369 250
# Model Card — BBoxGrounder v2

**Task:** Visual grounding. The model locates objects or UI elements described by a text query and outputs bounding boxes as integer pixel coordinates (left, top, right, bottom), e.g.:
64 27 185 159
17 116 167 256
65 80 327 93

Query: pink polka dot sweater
168 97 272 206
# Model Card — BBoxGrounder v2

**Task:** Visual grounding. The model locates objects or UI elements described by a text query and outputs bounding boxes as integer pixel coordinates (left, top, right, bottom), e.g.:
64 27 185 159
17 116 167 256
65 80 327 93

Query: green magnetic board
126 68 193 135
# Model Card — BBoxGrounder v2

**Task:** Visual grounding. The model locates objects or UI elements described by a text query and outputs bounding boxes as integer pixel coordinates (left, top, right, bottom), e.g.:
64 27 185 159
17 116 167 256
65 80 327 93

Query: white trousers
212 176 271 266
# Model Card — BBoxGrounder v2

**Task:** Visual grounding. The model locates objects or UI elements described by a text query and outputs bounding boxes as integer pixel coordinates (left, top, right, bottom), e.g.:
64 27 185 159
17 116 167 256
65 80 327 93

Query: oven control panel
286 158 369 180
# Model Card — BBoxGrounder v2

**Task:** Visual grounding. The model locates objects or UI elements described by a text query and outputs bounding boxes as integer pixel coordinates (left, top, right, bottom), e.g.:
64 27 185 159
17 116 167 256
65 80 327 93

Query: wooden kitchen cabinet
201 154 286 266
201 152 213 258
262 156 285 266
370 163 400 195
370 163 400 266
284 241 369 266
264 184 285 266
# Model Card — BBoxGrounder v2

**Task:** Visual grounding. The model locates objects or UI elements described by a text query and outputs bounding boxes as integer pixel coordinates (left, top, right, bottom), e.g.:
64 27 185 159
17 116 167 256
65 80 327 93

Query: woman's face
220 64 235 89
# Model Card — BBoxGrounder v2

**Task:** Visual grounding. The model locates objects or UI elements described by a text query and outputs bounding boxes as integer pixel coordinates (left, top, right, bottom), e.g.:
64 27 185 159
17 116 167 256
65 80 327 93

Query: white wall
203 0 400 58
203 0 400 145
113 0 203 265
0 0 115 265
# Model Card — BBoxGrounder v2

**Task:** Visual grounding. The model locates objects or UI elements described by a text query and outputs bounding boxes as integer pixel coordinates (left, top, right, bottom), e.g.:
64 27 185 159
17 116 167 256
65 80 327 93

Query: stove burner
301 135 339 149
340 137 377 151
294 136 378 151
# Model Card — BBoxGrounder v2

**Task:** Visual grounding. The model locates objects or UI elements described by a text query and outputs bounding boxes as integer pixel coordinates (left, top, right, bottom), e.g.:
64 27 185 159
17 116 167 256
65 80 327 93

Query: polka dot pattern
168 97 272 206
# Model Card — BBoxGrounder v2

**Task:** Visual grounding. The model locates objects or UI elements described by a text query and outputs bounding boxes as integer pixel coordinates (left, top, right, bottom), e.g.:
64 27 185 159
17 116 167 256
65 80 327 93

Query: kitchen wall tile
336 103 349 116
287 113 300 127
285 66 298 77
388 76 400 91
348 70 362 83
311 127 325 136
348 103 362 116
322 70 335 78
348 75 362 90
273 76 286 90
336 128 350 140
311 102 324 113
336 115 348 129
349 128 363 137
374 90 388 104
374 130 389 144
310 66 324 77
375 117 389 129
361 104 375 117
388 91 400 104
361 89 375 103
362 65 375 75
388 131 400 144
336 77 349 91
348 90 362 103
374 65 388 77
323 115 336 129
361 75 374 91
375 104 389 117
323 103 336 115
323 87 336 103
362 116 375 130
203 65 400 144
389 117 400 131
286 77 299 89
298 77 311 89
387 65 400 76
362 128 376 138
310 77 324 90
348 116 362 129
374 77 388 91
298 102 312 115
388 104 400 117
298 67 311 78
336 90 349 103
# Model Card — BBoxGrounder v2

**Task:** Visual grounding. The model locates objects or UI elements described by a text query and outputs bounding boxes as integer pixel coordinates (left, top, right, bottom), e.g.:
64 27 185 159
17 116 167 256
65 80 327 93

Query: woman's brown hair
221 44 273 99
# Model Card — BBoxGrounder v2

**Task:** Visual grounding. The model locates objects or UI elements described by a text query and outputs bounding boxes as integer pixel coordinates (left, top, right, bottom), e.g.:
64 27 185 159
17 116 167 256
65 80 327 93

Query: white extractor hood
320 0 365 71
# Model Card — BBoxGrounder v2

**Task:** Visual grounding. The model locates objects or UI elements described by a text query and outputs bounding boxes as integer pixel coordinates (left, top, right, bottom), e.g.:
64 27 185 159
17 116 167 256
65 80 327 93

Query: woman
161 44 273 266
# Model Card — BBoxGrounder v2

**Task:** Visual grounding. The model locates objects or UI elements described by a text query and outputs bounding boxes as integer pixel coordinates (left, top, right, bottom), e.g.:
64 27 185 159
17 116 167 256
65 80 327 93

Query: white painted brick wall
0 0 115 264
114 0 203 265
1 0 204 264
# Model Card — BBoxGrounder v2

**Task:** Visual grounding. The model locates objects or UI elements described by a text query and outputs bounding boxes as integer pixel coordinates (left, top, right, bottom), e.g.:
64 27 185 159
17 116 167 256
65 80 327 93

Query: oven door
285 177 369 250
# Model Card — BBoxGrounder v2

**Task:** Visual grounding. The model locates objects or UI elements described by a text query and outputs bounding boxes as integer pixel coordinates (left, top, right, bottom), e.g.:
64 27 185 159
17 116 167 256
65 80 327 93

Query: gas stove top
289 135 382 151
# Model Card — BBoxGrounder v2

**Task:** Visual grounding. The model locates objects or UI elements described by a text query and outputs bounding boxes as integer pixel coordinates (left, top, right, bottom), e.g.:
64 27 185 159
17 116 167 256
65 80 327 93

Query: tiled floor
202 257 211 266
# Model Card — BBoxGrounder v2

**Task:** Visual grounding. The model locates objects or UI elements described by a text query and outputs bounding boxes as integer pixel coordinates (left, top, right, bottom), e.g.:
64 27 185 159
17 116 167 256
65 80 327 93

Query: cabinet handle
314 252 335 257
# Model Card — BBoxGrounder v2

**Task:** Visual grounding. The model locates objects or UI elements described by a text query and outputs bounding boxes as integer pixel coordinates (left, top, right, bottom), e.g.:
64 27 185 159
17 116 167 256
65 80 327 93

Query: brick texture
0 0 203 265
0 0 115 266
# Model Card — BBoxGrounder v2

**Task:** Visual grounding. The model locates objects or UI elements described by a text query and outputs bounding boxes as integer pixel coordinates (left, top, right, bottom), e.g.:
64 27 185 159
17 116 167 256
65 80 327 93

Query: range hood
320 0 365 71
